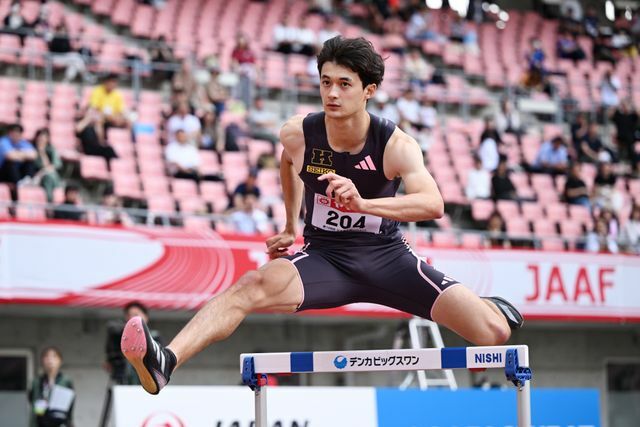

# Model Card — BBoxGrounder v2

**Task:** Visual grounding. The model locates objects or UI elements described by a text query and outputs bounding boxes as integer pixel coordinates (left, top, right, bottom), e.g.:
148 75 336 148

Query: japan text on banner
0 221 638 322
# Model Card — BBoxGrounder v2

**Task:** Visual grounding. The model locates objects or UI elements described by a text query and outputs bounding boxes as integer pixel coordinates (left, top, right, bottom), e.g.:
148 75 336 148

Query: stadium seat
184 216 213 231
471 199 494 222
545 203 568 222
460 232 484 249
431 231 459 248
200 181 229 213
505 217 530 236
171 179 198 199
80 156 111 181
18 185 47 204
541 238 565 251
532 219 557 237
559 220 584 239
521 202 544 220
178 197 207 215
147 195 176 214
113 174 143 199
142 176 170 197
496 200 519 219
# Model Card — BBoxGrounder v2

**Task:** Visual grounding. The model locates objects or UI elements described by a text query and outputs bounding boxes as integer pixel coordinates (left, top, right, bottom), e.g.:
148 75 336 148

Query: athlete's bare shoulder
383 126 425 179
279 114 305 150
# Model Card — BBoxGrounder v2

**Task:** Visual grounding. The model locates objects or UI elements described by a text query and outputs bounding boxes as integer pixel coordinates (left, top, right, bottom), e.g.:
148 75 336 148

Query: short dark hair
64 184 79 196
41 346 63 361
7 123 23 133
103 73 119 82
124 300 148 316
317 36 385 88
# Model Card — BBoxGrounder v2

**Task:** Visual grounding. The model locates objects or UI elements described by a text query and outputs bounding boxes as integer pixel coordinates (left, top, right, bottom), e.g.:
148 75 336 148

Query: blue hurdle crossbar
241 345 532 427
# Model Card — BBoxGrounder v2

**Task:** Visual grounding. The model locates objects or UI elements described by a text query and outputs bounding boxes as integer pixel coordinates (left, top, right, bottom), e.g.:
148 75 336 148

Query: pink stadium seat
184 216 213 231
431 231 458 248
171 179 198 199
16 206 47 221
541 238 565 251
199 151 221 176
505 218 530 236
110 159 137 176
545 203 568 222
471 199 494 221
80 156 110 181
142 176 170 197
496 200 519 218
521 202 544 220
113 174 143 199
147 196 176 214
0 183 11 202
199 181 229 212
18 185 47 204
568 204 592 225
0 34 21 63
461 233 483 249
179 197 207 214
559 220 584 239
248 140 274 166
532 219 557 237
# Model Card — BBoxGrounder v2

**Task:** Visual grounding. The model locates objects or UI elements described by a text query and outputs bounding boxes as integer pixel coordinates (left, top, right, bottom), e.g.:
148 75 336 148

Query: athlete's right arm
265 115 305 259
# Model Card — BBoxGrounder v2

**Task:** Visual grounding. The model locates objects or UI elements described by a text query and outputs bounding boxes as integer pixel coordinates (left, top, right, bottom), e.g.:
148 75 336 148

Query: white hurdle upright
241 344 532 427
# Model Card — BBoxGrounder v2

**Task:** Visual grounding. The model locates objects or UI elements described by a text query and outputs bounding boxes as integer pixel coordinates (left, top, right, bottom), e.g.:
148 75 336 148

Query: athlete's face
319 62 376 119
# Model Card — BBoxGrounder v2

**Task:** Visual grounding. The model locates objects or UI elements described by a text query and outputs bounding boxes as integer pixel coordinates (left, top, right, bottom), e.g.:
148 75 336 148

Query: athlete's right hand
266 230 296 259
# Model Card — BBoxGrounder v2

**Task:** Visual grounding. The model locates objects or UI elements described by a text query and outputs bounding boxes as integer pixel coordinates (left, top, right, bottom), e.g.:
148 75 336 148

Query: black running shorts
283 236 460 320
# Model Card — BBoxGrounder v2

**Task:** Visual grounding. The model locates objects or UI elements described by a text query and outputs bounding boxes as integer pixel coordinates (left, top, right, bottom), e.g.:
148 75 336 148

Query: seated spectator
200 111 219 151
47 22 93 83
556 31 585 61
621 204 640 254
494 98 523 136
523 37 546 90
585 217 618 254
465 154 491 200
449 14 477 51
396 89 422 129
491 158 516 200
231 34 257 108
233 168 261 208
593 34 616 64
96 192 133 226
610 98 639 164
172 60 198 104
166 129 201 181
76 108 118 161
166 100 201 146
559 1 583 34
273 16 297 54
0 124 37 188
32 129 62 203
404 49 433 89
149 36 176 81
405 7 442 44
593 160 623 213
485 211 511 249
570 112 588 158
532 136 569 175
52 185 85 221
419 97 437 129
202 65 229 117
583 6 599 38
317 15 341 45
29 347 75 427
600 70 621 110
89 74 130 141
578 123 607 163
1 1 29 44
478 118 501 171
229 194 270 235
367 91 400 124
247 98 279 145
563 162 591 209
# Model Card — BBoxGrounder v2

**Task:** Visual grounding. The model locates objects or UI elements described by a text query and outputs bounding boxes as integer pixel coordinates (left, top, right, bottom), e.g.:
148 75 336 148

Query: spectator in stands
600 207 620 240
593 34 616 64
149 36 176 81
610 98 639 164
599 70 621 111
578 122 607 163
233 168 261 208
247 98 279 145
231 34 257 108
32 129 61 203
89 74 130 140
31 5 51 37
200 111 219 151
563 162 591 209
274 15 316 56
556 30 586 61
1 1 29 45
419 97 437 129
485 211 510 249
229 194 270 235
583 6 599 38
105 301 162 385
29 346 74 427
97 192 133 226
172 60 197 105
0 124 37 188
491 158 516 200
166 129 200 181
494 98 523 136
274 16 297 55
52 185 85 222
404 48 433 89
523 37 546 90
203 65 229 117
559 0 583 34
532 136 569 175
166 100 201 146
478 118 501 171
621 204 640 254
317 15 341 45
585 217 618 254
396 89 422 129
449 14 478 51
47 22 93 83
76 108 118 161
465 154 491 200
367 91 400 124
405 7 442 44
593 160 623 213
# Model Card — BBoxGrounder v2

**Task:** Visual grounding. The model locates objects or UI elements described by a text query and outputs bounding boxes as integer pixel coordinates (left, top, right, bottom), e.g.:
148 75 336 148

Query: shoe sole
488 296 524 329
120 316 159 394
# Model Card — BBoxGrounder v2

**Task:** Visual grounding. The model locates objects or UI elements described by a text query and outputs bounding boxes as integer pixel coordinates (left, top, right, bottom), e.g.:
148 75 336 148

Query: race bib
311 193 382 233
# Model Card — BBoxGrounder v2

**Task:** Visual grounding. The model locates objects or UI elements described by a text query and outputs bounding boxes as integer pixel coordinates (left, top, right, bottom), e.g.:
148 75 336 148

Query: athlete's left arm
361 130 444 221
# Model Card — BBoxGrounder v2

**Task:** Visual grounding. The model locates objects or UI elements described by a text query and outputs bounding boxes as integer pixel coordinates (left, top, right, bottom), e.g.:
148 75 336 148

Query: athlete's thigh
362 247 460 319
283 249 362 311
248 258 304 313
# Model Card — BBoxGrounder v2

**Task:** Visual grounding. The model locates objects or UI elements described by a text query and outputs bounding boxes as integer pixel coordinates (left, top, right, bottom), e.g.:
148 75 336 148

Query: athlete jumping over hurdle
122 36 523 395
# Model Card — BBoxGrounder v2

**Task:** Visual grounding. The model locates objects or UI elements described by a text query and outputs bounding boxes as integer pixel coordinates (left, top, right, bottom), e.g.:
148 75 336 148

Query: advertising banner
0 221 638 322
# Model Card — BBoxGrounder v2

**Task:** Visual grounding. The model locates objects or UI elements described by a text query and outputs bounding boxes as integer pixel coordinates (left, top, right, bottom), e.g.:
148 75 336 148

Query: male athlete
121 36 523 394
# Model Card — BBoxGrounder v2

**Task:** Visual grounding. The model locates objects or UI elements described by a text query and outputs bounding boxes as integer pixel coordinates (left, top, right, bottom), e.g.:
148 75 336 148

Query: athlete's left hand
318 173 367 211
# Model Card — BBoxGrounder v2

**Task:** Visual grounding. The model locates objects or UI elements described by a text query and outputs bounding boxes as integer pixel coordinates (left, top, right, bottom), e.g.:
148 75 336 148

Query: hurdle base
242 356 268 427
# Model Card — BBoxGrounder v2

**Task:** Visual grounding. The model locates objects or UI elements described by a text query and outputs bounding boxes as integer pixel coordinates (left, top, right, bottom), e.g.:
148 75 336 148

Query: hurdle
241 344 532 427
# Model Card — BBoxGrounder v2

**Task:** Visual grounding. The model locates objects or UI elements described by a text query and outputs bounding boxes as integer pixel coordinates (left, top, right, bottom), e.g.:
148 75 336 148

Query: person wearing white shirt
368 91 400 124
165 129 200 181
621 204 640 254
600 71 620 109
465 155 491 200
229 194 270 235
478 137 499 171
419 98 437 129
318 16 341 45
166 101 202 145
396 90 421 127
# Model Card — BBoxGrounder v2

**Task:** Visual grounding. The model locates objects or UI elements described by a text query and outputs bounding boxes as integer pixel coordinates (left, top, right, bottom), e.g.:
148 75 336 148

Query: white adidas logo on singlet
354 155 377 171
